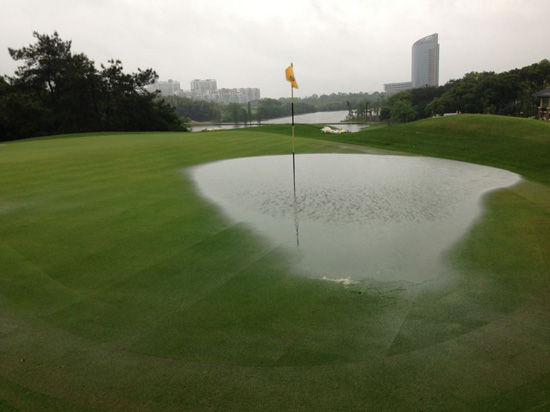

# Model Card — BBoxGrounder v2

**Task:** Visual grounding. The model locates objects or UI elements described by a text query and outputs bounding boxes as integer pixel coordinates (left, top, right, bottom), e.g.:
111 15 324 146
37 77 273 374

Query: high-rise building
190 79 217 99
383 33 440 93
147 79 181 95
411 33 439 88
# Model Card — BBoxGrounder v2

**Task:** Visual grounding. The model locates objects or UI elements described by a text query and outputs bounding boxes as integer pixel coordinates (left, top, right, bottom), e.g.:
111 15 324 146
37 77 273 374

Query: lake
263 110 349 124
190 110 367 132
190 154 520 284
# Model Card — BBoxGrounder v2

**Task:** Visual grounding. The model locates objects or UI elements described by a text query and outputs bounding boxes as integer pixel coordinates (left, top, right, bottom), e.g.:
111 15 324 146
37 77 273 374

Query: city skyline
1 0 549 98
148 78 261 103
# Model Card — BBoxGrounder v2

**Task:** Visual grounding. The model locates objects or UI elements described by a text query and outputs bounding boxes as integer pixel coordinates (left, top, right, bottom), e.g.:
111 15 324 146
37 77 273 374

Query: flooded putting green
190 154 520 283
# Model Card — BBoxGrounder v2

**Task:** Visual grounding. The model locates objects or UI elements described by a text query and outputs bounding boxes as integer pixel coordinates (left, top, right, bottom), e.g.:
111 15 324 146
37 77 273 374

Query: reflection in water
190 154 520 283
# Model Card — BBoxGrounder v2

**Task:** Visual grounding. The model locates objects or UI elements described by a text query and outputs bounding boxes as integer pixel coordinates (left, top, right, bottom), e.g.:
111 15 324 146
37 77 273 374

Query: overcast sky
1 0 549 98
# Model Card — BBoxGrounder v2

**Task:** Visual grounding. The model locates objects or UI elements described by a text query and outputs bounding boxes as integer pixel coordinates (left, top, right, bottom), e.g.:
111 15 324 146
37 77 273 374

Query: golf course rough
0 114 548 410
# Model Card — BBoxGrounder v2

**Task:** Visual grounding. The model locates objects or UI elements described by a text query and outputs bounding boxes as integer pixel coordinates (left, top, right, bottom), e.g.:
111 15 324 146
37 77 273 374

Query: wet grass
252 114 550 184
0 115 548 410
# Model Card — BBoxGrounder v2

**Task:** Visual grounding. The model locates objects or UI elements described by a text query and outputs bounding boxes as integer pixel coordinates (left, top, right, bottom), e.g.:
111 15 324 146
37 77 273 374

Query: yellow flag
285 63 298 89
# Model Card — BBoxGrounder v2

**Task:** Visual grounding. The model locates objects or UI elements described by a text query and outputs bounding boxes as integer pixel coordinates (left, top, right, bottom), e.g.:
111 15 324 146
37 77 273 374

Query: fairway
0 116 549 410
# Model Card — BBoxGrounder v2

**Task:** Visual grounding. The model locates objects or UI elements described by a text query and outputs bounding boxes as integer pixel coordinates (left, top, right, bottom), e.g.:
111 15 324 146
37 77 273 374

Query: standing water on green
190 154 520 283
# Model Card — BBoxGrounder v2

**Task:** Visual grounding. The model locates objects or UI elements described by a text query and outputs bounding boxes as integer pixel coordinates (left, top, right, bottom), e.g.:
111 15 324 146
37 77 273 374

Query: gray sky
1 0 549 98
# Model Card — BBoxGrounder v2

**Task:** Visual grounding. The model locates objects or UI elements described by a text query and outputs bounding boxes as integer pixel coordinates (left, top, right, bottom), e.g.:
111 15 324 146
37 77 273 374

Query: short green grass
256 114 550 184
0 115 548 410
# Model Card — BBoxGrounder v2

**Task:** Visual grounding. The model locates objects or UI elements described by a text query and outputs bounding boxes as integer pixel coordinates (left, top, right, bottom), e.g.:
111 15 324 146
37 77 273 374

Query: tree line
161 96 255 124
162 92 385 124
161 96 316 123
298 91 385 112
381 60 550 123
0 32 183 141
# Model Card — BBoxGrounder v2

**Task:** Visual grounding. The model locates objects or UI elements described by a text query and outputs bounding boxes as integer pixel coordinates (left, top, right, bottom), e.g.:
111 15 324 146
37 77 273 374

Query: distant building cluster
190 79 261 104
147 78 260 104
190 79 217 98
384 33 440 95
152 79 182 96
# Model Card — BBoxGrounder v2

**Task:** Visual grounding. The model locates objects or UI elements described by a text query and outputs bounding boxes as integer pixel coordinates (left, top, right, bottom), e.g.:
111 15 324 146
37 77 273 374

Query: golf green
0 115 548 410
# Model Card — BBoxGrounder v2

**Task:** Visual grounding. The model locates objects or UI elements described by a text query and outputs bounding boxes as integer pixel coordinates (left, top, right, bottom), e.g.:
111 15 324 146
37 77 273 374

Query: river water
190 154 520 284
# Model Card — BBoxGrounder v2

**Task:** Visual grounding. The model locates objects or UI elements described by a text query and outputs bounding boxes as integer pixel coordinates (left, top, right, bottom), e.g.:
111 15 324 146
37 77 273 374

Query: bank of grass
0 115 548 410
251 114 550 184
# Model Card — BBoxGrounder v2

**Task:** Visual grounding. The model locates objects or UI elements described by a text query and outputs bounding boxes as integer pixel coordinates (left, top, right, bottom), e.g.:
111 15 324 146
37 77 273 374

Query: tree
391 98 416 123
224 103 244 123
257 98 286 120
99 59 158 130
1 31 183 140
379 107 391 121
0 74 48 140
162 96 220 122
381 59 550 123
7 31 99 133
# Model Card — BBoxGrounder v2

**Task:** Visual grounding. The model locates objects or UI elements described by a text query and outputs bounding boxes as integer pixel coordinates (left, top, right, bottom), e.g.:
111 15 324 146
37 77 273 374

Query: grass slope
255 114 550 184
0 116 548 410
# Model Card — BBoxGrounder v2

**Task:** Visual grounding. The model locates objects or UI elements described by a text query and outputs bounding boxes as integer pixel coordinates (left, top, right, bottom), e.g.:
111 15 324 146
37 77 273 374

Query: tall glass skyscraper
411 33 439 88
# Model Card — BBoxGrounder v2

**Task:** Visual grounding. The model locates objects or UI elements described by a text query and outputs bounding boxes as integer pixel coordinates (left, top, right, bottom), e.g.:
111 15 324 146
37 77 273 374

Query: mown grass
253 114 550 184
0 115 548 410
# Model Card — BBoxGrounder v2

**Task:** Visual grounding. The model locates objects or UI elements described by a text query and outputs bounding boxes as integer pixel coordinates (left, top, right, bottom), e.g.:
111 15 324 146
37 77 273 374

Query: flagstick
291 85 296 197
291 84 299 247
